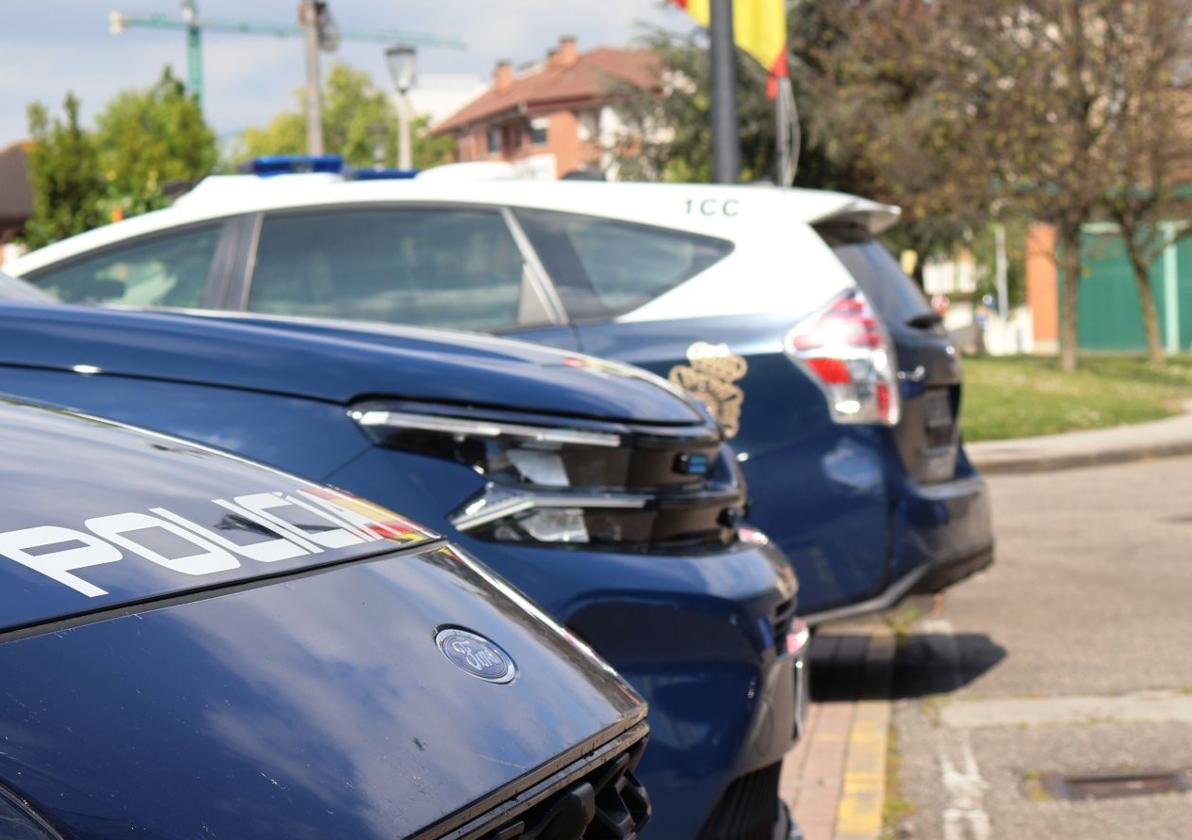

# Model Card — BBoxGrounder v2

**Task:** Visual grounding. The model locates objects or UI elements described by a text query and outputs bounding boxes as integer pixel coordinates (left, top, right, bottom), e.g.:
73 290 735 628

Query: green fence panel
1177 234 1192 352
1058 227 1178 352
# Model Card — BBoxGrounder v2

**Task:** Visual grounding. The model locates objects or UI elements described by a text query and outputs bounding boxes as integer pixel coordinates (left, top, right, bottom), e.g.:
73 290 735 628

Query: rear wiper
906 312 943 329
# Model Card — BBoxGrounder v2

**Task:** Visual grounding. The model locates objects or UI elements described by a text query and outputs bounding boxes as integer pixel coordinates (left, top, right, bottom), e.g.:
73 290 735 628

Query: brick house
0 141 33 268
434 37 659 178
0 141 33 242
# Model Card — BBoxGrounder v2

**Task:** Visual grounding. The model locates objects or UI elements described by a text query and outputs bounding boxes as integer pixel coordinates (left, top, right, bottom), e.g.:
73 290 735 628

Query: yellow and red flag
673 0 789 97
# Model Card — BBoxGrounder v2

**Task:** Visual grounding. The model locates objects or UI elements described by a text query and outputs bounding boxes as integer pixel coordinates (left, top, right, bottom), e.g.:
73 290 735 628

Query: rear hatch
0 399 646 839
816 223 964 483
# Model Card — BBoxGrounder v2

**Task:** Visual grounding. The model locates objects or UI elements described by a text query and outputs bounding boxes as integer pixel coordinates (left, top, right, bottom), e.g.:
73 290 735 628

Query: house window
486 127 501 155
529 117 549 146
577 111 598 143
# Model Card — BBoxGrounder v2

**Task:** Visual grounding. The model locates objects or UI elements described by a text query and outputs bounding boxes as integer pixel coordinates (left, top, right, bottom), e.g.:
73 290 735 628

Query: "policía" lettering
0 488 430 597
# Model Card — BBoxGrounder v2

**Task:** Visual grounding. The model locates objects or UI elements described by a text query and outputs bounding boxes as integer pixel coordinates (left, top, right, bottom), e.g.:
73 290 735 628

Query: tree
614 4 997 281
952 0 1161 371
236 63 454 169
802 1 1014 283
22 93 106 249
1097 0 1192 365
95 67 217 217
610 26 784 183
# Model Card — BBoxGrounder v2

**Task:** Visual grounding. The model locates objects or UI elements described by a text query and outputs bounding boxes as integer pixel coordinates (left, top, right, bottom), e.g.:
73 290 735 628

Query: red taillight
785 618 811 657
784 289 901 426
805 357 852 385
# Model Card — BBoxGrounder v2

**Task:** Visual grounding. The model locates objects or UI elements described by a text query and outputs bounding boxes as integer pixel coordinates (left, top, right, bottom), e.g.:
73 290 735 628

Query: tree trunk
1122 234 1165 366
1058 221 1082 372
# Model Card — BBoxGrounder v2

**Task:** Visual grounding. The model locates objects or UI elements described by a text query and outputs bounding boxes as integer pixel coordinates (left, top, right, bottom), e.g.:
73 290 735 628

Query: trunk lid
816 223 964 483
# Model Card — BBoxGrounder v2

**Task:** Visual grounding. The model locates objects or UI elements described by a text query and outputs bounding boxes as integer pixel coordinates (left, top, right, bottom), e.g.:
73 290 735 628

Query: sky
0 0 687 144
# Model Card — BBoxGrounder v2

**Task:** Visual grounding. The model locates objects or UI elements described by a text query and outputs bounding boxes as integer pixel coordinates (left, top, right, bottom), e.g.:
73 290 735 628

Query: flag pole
709 0 740 183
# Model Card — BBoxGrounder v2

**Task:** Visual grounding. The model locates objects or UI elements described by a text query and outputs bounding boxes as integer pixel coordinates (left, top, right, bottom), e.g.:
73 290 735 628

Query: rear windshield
816 224 935 328
515 208 734 320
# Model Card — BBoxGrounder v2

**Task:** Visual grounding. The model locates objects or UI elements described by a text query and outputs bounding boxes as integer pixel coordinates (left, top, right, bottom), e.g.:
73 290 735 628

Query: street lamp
385 44 417 170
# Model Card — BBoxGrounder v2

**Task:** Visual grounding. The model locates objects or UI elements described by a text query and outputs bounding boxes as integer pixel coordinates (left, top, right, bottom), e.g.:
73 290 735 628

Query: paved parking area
782 455 1192 839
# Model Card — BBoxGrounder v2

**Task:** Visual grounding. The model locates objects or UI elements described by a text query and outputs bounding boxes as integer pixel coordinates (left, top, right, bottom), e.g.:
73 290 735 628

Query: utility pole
299 1 325 155
182 1 202 109
709 0 740 183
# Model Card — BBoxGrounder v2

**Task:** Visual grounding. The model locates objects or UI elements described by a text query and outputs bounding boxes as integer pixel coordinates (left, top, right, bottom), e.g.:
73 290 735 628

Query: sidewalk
782 627 896 840
967 400 1192 474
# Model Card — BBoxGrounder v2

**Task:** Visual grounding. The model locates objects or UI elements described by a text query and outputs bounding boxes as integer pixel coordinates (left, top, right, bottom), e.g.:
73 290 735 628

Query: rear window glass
515 208 733 320
816 224 935 328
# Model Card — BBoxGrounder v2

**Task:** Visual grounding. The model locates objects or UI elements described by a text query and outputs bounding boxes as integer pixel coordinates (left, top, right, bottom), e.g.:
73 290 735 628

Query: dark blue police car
0 396 652 839
9 167 994 625
0 273 806 840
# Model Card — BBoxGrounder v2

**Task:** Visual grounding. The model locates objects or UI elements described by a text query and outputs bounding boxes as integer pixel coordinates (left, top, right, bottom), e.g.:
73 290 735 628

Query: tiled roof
435 48 659 133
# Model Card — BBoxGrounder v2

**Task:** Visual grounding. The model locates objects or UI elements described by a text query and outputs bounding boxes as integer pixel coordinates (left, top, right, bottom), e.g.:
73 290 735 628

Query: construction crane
109 1 466 153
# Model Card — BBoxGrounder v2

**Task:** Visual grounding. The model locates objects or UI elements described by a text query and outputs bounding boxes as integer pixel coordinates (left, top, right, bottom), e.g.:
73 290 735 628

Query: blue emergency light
239 155 418 180
350 168 419 180
241 155 346 176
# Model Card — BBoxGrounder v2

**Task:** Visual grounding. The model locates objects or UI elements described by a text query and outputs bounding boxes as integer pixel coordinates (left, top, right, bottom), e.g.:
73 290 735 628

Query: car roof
10 175 900 277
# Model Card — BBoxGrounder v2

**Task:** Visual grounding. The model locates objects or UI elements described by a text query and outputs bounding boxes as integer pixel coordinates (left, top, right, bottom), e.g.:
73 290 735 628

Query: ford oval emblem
435 628 517 684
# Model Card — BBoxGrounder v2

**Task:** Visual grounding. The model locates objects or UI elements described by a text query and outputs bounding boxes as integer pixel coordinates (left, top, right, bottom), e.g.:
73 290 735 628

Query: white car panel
9 174 900 325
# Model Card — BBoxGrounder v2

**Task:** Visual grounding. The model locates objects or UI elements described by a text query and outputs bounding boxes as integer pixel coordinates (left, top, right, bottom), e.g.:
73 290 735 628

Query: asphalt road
891 455 1192 840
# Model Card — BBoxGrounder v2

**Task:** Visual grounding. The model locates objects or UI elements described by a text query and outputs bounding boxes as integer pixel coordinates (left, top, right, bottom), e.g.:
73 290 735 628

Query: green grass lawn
960 354 1192 442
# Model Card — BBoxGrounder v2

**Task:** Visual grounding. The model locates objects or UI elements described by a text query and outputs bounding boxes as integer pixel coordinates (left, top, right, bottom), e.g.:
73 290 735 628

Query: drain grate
1038 769 1191 801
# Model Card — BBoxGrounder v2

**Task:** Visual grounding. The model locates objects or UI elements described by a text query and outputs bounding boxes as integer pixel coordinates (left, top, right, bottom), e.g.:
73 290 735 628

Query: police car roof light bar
244 154 345 177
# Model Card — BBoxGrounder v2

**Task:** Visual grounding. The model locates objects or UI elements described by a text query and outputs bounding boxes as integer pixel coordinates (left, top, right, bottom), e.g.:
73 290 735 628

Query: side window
248 208 528 332
29 225 220 307
514 209 733 320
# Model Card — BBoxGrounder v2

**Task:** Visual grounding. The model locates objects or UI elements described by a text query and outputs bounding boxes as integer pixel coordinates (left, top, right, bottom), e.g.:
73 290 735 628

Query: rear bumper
802 469 994 626
888 469 994 585
912 542 994 595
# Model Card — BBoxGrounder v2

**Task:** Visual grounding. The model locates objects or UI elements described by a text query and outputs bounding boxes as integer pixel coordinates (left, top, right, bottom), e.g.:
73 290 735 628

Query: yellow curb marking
835 633 895 840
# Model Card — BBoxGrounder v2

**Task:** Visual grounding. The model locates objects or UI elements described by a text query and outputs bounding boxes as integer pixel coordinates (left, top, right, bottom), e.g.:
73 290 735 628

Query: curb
968 402 1192 475
971 439 1192 475
835 633 896 840
781 627 896 840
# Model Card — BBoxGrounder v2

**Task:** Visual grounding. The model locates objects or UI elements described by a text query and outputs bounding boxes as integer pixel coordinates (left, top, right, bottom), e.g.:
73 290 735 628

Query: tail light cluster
784 288 901 426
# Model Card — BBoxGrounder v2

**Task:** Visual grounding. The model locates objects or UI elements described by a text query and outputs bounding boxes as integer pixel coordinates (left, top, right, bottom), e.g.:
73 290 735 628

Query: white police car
9 158 993 621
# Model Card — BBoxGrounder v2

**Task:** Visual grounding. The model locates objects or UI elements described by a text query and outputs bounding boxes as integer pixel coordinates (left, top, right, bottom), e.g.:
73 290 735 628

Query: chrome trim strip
452 487 651 531
351 409 622 448
798 564 929 627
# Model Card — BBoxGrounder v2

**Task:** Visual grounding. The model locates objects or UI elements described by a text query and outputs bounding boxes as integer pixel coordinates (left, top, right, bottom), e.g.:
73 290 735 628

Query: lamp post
385 44 417 170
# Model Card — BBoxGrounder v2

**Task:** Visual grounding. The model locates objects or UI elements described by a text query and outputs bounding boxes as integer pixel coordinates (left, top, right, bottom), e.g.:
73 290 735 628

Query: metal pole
994 222 1009 320
394 93 413 169
300 0 325 155
709 0 740 183
182 0 203 109
1162 222 1181 355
